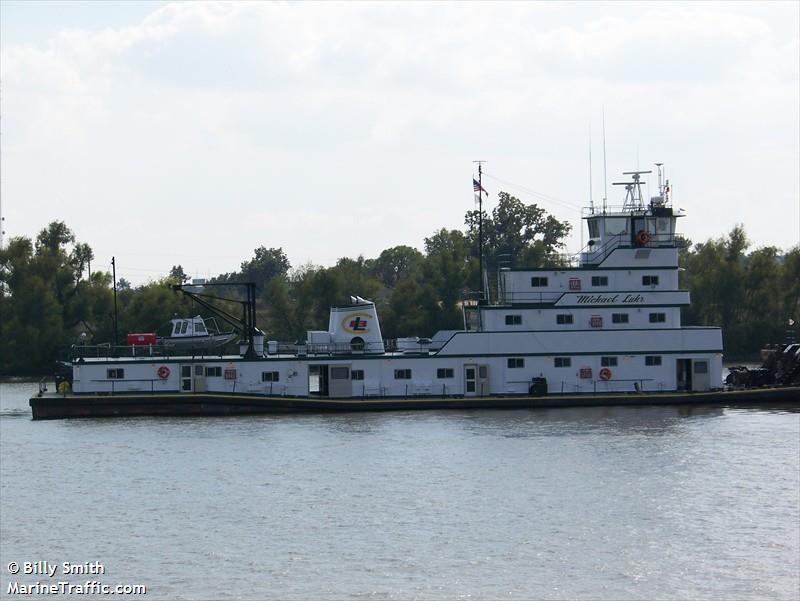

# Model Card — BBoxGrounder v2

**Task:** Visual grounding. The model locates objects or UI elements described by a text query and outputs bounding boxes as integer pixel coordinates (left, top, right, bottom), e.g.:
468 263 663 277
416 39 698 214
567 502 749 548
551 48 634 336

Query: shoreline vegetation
1 196 797 377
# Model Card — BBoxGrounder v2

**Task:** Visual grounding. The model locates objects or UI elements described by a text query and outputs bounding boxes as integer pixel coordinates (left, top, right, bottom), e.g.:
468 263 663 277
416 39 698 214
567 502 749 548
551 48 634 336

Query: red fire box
127 332 156 346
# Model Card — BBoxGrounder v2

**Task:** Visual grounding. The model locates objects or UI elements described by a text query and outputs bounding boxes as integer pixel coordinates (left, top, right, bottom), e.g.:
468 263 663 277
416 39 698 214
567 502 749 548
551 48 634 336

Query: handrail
71 343 228 361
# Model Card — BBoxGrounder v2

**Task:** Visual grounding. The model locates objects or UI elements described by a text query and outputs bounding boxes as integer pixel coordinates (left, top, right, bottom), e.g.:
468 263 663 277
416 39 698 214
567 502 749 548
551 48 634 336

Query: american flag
473 178 486 194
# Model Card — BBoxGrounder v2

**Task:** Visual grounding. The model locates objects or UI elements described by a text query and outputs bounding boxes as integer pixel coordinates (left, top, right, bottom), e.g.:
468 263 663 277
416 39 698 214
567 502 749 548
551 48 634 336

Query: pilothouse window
605 218 628 236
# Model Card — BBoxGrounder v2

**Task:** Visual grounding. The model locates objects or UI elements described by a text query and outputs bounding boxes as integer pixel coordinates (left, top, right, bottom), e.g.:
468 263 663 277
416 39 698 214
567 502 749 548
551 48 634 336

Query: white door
179 365 193 392
693 360 710 391
464 364 478 397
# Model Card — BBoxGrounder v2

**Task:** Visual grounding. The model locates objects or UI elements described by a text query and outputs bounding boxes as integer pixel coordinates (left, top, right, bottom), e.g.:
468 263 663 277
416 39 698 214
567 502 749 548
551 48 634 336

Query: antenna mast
602 106 608 213
589 125 594 213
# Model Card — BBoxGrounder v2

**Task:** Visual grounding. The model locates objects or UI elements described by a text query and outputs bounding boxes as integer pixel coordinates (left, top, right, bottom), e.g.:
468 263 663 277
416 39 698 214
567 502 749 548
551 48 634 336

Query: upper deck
491 166 683 306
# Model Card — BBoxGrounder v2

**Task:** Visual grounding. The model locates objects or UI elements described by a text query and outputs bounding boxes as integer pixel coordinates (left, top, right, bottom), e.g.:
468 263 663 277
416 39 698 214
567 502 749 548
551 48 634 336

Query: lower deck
71 350 723 397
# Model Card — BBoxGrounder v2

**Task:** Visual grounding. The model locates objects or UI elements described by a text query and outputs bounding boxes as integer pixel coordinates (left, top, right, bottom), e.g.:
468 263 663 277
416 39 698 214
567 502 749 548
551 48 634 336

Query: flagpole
478 163 483 301
473 160 487 302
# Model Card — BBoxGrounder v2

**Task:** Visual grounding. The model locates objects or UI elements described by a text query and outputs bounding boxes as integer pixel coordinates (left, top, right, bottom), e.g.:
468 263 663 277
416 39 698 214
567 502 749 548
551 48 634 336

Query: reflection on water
1 382 798 600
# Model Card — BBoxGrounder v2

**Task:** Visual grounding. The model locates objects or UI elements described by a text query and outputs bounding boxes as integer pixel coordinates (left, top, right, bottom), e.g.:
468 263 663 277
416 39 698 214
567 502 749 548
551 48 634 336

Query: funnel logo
342 313 371 334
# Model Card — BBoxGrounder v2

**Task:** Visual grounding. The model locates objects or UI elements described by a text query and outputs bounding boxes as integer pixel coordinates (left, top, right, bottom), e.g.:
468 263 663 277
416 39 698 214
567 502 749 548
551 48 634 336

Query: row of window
506 355 663 369
531 275 661 287
504 312 667 325
394 368 456 380
107 356 669 381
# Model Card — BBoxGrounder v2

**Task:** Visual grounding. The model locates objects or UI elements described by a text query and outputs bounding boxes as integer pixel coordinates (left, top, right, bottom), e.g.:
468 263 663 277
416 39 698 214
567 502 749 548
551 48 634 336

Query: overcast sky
2 1 798 285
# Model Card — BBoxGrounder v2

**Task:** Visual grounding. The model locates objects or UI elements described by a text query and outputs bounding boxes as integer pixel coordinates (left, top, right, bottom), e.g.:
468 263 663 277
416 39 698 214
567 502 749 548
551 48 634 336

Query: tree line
1 195 797 375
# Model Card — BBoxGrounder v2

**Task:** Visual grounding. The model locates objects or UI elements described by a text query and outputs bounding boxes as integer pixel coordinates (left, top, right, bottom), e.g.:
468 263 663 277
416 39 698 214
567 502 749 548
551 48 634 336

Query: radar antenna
613 170 652 211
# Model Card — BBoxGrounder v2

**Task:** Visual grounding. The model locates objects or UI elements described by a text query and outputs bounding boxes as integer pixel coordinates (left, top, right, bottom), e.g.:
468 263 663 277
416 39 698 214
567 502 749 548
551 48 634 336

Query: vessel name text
575 294 645 305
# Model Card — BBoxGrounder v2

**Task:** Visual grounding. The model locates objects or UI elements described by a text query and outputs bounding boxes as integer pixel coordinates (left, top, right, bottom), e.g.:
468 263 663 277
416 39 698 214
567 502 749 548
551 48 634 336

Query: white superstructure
70 167 723 398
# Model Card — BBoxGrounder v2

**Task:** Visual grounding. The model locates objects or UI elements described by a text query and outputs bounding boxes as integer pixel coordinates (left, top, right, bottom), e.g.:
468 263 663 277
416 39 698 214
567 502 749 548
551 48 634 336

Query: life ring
635 230 651 246
157 366 170 379
599 367 612 381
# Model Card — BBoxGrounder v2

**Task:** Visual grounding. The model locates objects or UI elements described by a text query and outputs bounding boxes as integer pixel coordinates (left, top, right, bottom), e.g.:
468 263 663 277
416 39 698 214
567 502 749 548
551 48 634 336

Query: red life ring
635 230 650 246
599 367 612 381
157 366 170 379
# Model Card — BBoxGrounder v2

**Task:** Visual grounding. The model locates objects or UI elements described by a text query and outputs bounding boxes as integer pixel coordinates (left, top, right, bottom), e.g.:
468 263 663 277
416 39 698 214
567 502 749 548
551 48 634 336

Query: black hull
29 387 800 419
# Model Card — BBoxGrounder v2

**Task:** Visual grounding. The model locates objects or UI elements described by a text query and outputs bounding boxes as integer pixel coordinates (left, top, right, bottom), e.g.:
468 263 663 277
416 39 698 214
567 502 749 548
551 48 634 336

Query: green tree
465 192 572 271
169 265 189 284
372 246 423 288
0 223 114 374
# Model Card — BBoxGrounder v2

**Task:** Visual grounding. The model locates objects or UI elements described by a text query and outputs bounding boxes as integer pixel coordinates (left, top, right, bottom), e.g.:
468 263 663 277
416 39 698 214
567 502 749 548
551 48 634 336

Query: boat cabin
169 316 209 338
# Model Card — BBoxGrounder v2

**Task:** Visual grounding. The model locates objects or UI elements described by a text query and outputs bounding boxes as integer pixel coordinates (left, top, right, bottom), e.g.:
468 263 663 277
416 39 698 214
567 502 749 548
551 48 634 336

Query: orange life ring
636 230 651 246
157 366 170 379
599 367 612 381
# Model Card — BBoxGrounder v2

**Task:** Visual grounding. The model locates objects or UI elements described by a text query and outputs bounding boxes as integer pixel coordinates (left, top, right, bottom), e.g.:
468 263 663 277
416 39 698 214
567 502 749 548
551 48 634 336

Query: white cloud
1 1 797 283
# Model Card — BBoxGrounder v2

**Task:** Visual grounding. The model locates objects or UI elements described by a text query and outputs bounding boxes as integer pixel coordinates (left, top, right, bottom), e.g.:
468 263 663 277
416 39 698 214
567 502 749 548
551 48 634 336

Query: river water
1 382 798 600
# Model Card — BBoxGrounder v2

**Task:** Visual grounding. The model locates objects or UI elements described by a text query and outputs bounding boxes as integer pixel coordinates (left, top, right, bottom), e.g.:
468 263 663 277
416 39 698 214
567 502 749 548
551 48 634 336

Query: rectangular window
554 357 571 368
588 219 600 238
601 356 618 367
194 365 204 376
649 312 666 323
556 314 574 325
591 276 608 286
507 358 524 369
569 278 581 291
107 368 124 379
394 369 412 379
590 315 603 328
612 313 629 324
643 275 660 286
436 368 454 379
261 371 280 382
329 367 349 380
206 366 222 377
645 355 662 366
694 361 708 374
505 315 522 326
351 369 364 380
531 277 548 287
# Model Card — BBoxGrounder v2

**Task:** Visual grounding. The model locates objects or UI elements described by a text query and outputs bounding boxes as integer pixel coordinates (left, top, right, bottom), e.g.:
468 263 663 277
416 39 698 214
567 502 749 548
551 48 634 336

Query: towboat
31 165 800 418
